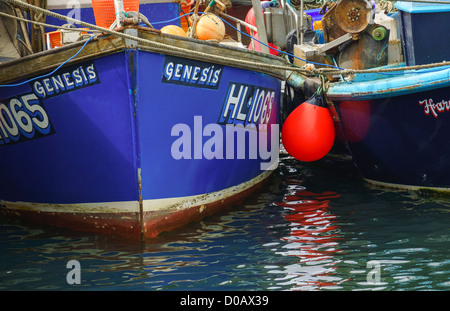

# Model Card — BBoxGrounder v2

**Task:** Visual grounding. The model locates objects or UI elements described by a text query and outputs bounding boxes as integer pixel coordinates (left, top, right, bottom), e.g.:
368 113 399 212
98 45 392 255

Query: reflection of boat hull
0 30 283 239
327 66 450 191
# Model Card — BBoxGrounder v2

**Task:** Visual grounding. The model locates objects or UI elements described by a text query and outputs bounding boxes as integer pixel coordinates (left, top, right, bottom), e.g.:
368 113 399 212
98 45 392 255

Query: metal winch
320 0 389 69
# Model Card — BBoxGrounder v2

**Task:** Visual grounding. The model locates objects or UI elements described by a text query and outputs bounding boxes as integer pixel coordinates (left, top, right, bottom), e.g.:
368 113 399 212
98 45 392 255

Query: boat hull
0 32 282 238
332 84 450 191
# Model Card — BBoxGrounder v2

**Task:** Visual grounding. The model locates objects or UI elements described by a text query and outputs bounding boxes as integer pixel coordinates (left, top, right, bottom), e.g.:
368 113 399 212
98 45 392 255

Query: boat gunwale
326 65 450 101
0 34 125 85
136 28 287 79
0 27 288 85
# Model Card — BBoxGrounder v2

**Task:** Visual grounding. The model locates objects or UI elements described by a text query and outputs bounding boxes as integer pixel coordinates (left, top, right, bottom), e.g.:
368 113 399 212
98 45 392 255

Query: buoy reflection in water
271 186 349 290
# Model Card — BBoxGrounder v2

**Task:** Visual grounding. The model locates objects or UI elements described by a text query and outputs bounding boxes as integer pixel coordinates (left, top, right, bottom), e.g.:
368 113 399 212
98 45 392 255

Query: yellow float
195 13 225 42
160 25 187 37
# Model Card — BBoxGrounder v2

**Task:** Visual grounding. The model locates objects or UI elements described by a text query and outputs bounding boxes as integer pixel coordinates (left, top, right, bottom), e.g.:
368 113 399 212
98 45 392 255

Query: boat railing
218 0 307 52
284 0 304 45
219 11 258 49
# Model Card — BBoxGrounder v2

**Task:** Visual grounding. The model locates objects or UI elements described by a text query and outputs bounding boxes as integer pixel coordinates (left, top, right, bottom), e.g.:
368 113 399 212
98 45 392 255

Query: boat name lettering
162 56 223 89
219 82 275 126
31 62 99 99
419 98 450 118
0 93 54 146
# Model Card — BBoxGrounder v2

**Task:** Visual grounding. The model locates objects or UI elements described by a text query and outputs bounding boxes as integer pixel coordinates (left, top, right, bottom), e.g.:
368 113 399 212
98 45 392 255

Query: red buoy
281 94 335 162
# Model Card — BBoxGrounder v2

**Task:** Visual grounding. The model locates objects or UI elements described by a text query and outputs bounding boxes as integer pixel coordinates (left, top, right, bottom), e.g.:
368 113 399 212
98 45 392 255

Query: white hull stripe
143 170 272 212
1 171 272 214
1 200 140 214
364 178 450 193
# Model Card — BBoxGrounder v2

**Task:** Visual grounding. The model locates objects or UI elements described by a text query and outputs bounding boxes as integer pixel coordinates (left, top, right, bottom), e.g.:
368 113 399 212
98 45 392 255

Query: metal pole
286 2 298 46
251 0 270 54
300 0 304 45
114 0 124 28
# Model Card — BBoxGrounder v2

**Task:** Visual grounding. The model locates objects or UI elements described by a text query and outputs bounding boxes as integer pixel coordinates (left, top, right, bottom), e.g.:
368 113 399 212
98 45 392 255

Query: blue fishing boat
0 0 287 238
281 0 450 193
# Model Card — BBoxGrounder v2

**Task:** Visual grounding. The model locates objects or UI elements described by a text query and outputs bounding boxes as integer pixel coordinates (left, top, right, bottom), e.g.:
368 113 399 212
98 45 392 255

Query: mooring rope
3 0 450 81
316 61 450 76
4 0 306 77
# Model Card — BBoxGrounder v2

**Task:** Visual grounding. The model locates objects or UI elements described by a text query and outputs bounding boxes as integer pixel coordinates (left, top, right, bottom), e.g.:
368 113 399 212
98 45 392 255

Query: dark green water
1 155 449 291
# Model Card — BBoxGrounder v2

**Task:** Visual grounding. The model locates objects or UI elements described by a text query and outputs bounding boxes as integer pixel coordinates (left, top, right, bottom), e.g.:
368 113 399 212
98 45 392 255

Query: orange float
195 13 225 42
161 25 187 37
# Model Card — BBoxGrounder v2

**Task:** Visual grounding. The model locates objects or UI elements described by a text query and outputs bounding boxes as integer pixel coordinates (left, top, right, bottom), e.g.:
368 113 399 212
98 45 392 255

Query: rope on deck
4 0 302 76
3 0 450 81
